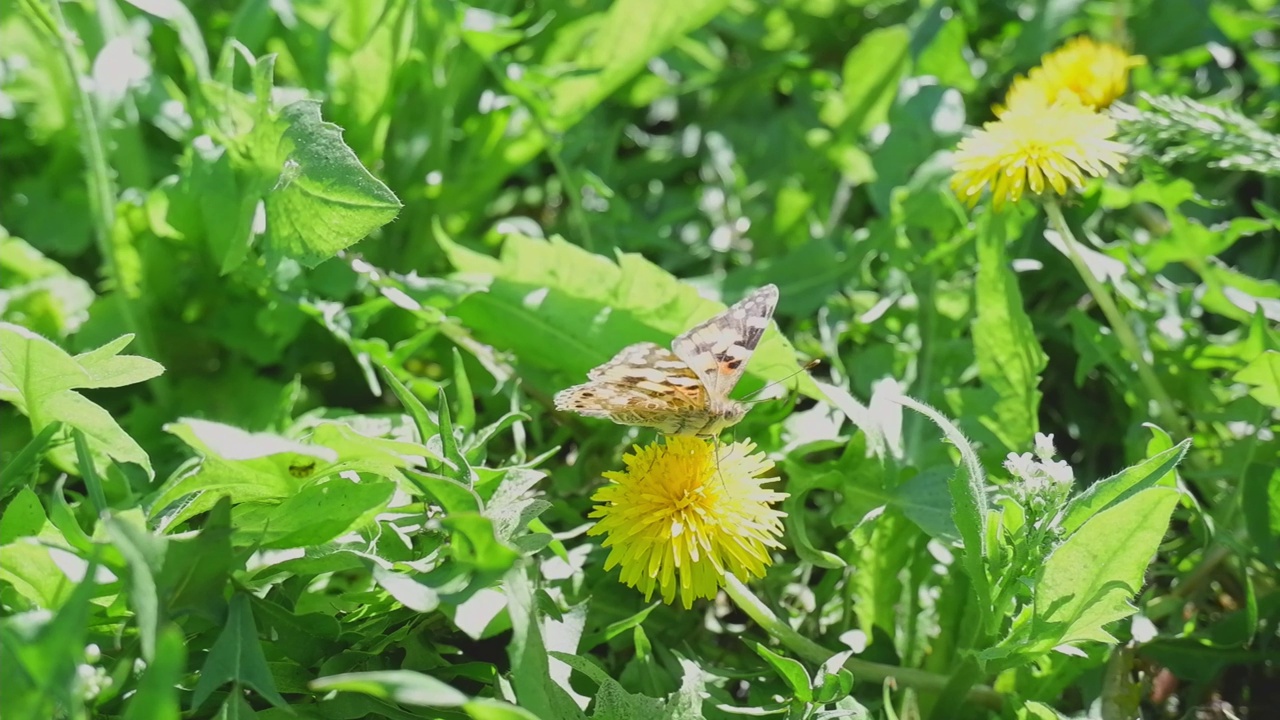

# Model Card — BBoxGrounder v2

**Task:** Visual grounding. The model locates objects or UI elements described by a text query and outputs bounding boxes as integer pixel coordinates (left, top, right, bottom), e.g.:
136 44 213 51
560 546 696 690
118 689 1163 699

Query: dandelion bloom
588 436 787 609
950 94 1127 210
998 36 1144 115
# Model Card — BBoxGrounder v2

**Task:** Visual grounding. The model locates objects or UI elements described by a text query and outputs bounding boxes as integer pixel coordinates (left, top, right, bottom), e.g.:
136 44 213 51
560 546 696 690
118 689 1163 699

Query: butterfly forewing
671 284 778 402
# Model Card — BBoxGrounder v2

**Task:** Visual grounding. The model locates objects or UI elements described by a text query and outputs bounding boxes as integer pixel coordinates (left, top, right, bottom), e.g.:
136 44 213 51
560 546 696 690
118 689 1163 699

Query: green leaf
973 216 1047 452
72 334 165 388
377 363 440 445
1235 350 1280 407
1032 487 1180 649
103 511 167 661
823 25 911 134
0 421 60 500
190 593 289 711
1058 440 1190 538
150 419 332 527
0 324 156 478
436 391 474 485
503 567 588 720
257 100 402 267
442 233 817 400
231 477 395 548
540 0 732 130
444 513 520 573
122 625 186 720
1242 463 1279 567
750 643 813 703
310 670 470 707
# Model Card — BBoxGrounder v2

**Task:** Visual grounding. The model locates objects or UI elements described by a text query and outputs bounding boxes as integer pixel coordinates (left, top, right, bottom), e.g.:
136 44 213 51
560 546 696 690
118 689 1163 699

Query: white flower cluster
1004 432 1074 498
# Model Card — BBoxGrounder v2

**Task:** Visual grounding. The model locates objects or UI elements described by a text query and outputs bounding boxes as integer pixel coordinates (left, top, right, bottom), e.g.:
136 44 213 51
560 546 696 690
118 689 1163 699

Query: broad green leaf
190 51 400 271
1058 440 1190 538
1032 487 1180 649
0 488 78 609
190 593 289 711
1235 350 1280 407
151 419 333 527
122 625 186 720
750 643 813 703
231 478 395 548
973 217 1047 452
0 324 155 478
256 100 402 267
0 323 92 411
442 233 818 400
310 670 470 708
893 466 960 542
0 420 58 501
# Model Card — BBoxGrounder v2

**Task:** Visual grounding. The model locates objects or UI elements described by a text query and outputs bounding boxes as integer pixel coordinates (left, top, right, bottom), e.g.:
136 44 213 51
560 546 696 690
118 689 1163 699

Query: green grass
1 1 1278 718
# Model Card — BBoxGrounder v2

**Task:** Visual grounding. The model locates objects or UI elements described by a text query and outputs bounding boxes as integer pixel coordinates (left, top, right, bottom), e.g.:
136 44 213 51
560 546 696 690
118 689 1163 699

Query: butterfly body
555 285 778 437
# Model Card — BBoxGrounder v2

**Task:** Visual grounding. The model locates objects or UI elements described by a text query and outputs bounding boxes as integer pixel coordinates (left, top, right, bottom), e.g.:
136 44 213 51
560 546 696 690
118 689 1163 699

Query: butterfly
554 284 779 437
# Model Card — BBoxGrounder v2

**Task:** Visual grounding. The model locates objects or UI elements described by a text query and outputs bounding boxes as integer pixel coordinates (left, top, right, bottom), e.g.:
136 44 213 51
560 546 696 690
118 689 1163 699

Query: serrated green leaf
1032 487 1180 649
1058 440 1190 538
258 101 401 267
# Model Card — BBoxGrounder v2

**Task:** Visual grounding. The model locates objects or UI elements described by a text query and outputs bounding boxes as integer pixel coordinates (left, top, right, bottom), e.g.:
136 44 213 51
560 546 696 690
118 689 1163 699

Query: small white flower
1004 452 1037 480
1034 432 1057 461
1042 459 1075 487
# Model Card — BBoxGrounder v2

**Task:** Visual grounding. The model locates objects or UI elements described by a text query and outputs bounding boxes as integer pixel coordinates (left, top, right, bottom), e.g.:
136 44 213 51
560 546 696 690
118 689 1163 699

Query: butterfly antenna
742 359 821 404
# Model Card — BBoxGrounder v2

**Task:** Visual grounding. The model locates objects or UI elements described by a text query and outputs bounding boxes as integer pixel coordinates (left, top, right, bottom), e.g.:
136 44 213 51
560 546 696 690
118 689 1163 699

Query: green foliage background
1 0 1277 718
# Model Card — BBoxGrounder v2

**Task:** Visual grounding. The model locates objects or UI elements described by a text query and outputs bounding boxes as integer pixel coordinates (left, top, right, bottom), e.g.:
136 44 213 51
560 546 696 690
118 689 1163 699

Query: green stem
722 575 1003 712
1044 199 1184 437
44 0 169 405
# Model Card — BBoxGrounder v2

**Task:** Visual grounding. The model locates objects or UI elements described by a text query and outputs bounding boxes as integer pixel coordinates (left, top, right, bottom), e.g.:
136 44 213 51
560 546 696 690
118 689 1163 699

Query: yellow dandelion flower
998 36 1144 115
587 436 787 609
950 93 1128 210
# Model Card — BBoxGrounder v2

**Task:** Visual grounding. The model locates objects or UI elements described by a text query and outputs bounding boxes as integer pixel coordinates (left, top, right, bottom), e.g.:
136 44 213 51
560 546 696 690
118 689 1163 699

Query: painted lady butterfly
554 284 779 437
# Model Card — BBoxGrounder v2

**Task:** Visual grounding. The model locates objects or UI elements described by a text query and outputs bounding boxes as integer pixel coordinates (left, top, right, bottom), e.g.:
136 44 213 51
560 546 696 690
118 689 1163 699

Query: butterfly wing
555 343 709 433
671 284 779 402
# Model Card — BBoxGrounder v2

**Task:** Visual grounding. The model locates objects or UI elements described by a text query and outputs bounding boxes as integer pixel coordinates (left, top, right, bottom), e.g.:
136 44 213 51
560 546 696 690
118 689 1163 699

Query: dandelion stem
722 575 1003 711
1044 199 1186 437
